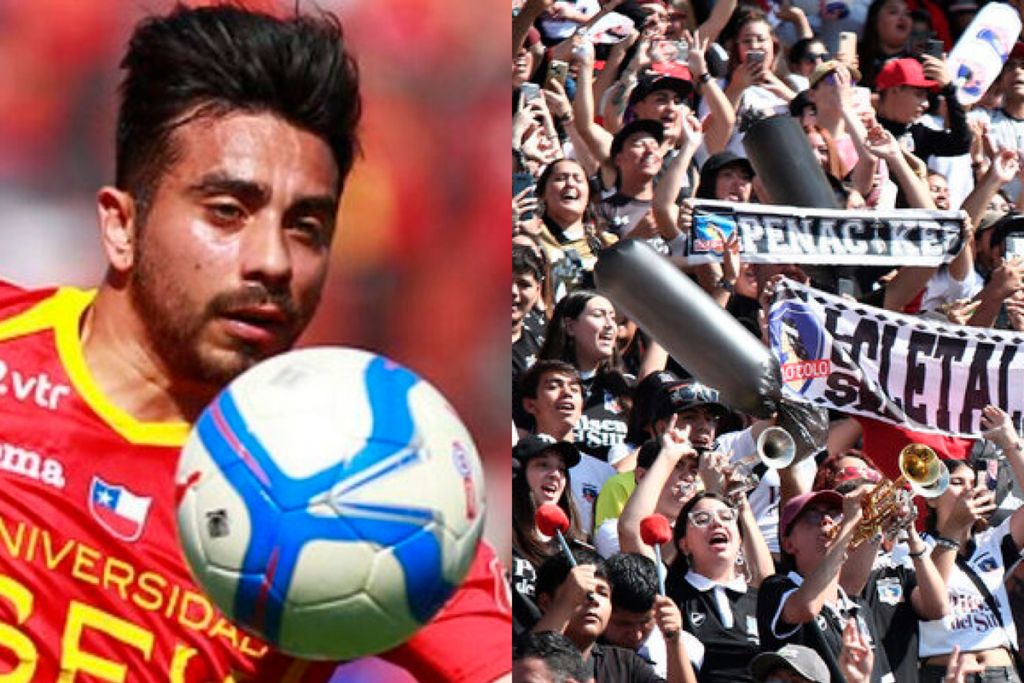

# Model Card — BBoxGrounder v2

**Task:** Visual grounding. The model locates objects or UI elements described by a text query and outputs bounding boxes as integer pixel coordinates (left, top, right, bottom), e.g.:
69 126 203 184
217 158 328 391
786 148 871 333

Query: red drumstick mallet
536 504 577 566
640 514 673 595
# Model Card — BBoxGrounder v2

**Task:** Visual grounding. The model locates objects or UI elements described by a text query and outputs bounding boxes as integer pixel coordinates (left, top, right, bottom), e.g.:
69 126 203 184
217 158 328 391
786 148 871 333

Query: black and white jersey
665 564 761 683
757 571 894 683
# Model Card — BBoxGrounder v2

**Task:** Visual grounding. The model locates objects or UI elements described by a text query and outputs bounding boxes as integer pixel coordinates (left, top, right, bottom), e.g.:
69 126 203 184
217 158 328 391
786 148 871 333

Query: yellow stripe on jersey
0 289 70 342
44 287 190 447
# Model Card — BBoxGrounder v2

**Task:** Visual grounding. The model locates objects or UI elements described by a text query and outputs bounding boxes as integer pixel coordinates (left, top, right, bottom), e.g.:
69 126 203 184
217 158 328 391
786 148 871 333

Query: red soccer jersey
0 282 511 682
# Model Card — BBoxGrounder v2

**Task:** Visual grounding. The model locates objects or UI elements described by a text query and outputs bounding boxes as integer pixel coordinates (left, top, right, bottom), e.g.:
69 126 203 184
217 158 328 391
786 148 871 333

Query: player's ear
97 186 138 271
522 397 538 417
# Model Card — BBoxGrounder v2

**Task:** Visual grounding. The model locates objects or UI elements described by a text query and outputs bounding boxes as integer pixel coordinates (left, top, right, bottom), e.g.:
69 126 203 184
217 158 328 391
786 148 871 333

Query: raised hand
722 231 741 287
838 617 874 683
678 113 704 155
920 54 951 88
654 594 685 640
864 124 900 163
543 79 573 122
981 404 1018 449
990 147 1019 184
683 29 709 80
660 414 696 463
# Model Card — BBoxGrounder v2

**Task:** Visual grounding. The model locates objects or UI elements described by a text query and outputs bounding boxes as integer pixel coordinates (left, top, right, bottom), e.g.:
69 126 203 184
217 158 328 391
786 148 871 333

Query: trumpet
723 427 797 495
848 444 949 551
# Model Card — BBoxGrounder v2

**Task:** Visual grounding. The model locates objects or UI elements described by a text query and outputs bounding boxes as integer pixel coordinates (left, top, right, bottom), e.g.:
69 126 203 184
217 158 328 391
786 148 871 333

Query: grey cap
750 644 830 683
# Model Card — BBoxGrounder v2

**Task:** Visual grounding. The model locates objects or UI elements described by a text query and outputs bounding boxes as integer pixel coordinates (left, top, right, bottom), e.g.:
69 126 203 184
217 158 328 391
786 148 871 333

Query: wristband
934 536 961 551
695 72 712 89
908 548 928 559
715 280 735 293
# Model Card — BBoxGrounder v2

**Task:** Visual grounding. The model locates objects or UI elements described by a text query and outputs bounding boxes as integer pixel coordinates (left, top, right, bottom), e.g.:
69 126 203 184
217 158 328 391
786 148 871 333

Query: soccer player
0 5 510 682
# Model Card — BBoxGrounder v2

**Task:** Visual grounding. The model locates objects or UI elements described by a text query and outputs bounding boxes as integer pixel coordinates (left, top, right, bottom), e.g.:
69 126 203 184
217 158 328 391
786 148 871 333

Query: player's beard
128 240 309 391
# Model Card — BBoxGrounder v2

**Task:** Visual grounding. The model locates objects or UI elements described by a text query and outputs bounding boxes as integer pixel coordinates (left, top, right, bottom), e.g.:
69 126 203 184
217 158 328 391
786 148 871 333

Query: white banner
684 199 967 267
768 279 1024 437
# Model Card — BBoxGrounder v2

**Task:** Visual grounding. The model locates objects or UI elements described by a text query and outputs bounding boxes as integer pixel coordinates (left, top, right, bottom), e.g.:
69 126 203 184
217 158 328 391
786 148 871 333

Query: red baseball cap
779 490 843 537
875 58 939 91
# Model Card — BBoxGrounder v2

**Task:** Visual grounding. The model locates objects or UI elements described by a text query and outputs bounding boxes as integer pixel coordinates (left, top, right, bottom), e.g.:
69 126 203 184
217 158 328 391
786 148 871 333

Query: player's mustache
209 285 299 320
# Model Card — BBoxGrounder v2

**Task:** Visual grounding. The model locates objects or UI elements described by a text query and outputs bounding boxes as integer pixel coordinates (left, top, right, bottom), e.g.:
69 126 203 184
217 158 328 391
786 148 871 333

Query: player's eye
288 216 329 247
206 202 246 224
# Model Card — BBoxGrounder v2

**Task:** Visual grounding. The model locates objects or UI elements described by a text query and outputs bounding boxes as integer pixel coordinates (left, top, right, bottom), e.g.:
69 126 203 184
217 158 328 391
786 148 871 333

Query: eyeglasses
804 52 829 63
688 508 738 527
836 466 882 483
799 508 842 526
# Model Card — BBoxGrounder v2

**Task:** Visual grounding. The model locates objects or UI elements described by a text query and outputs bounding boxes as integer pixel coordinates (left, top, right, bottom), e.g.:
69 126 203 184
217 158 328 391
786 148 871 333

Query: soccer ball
175 347 486 660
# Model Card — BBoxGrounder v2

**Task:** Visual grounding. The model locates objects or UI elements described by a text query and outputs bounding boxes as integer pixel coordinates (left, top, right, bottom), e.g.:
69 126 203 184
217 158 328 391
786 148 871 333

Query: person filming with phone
874 56 972 163
916 405 1024 683
717 10 796 157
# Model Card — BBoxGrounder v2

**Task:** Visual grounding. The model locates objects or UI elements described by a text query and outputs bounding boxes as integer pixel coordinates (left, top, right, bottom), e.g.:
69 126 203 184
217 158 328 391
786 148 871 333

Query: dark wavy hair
788 37 825 71
858 0 908 87
116 4 361 220
512 455 585 568
725 8 783 78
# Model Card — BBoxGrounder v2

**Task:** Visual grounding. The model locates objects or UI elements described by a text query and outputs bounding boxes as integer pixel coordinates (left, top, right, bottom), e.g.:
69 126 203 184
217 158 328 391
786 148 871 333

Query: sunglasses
821 72 859 86
836 466 882 483
688 508 738 527
799 508 842 526
666 383 720 406
804 52 829 63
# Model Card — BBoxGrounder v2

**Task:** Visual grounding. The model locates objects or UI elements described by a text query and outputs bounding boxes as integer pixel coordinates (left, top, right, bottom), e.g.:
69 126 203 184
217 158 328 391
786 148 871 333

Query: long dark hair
536 159 606 254
512 459 585 567
116 5 361 219
725 9 782 79
858 0 907 87
537 290 627 377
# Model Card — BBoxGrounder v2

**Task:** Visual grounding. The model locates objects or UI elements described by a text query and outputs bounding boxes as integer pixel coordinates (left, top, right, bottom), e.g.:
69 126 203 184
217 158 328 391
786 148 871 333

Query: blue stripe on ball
196 355 455 644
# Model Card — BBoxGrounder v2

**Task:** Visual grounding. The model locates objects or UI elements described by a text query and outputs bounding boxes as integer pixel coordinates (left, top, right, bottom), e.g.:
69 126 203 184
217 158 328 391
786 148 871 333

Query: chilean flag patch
89 477 152 542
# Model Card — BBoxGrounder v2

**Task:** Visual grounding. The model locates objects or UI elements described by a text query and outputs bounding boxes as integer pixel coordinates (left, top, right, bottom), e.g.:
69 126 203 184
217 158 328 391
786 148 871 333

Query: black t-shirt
511 547 542 637
574 372 631 462
523 308 546 338
665 565 762 683
862 561 919 683
512 327 543 429
585 642 664 683
757 572 893 683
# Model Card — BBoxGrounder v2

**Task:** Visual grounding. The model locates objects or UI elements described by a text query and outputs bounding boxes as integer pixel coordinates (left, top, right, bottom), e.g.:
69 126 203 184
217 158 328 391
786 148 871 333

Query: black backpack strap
955 552 1024 673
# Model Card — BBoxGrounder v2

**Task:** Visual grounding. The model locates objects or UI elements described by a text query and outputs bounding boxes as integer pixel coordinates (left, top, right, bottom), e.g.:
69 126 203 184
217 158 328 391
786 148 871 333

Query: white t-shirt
594 517 621 558
970 108 1024 203
537 0 600 41
699 83 791 159
919 517 1022 657
918 263 981 315
569 453 616 540
637 625 705 678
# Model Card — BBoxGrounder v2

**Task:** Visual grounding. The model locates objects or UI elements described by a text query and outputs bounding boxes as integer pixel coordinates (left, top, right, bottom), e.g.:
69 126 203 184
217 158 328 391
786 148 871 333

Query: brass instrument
849 444 949 551
724 427 797 495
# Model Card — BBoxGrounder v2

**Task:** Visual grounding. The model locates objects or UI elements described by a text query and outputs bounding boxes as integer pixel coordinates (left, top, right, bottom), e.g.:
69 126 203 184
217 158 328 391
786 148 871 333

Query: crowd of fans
512 0 1024 681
